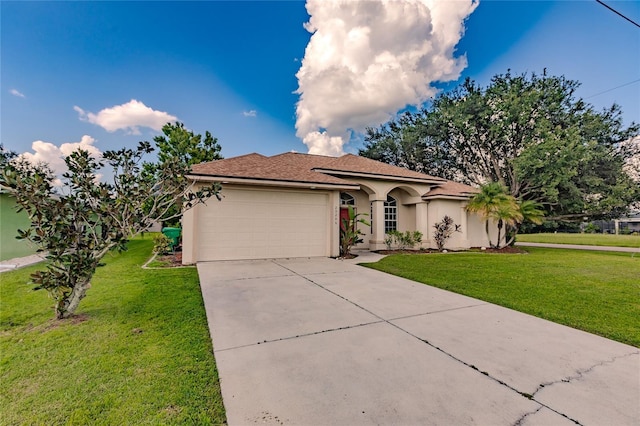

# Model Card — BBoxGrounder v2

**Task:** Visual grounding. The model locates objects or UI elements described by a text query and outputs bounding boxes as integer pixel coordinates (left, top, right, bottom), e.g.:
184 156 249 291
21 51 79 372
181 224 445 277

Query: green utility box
161 227 182 250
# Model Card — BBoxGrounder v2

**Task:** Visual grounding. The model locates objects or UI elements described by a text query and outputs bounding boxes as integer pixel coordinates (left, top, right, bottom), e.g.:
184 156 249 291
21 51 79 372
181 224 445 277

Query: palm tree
466 182 521 248
505 200 545 246
489 199 523 248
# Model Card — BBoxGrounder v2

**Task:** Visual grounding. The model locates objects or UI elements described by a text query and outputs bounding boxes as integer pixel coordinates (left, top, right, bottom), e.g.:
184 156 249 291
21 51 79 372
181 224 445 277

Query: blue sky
2 0 639 166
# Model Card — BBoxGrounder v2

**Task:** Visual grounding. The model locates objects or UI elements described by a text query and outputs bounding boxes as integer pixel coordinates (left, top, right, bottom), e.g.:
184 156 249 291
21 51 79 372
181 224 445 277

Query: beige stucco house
182 152 497 263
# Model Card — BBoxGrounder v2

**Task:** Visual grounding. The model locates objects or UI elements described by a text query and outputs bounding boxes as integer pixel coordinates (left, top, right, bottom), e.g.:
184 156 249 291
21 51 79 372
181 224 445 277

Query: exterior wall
182 176 501 262
466 211 495 248
0 193 38 261
426 199 497 249
336 177 432 250
182 184 339 263
426 199 468 249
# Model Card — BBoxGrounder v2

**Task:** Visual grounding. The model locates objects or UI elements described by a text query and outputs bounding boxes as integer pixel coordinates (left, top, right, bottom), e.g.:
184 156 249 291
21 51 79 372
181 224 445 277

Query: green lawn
363 248 640 347
518 232 640 248
0 238 226 425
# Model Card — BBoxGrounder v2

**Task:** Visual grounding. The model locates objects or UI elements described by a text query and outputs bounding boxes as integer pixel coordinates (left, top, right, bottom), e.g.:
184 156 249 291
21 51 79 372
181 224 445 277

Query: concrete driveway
197 256 639 425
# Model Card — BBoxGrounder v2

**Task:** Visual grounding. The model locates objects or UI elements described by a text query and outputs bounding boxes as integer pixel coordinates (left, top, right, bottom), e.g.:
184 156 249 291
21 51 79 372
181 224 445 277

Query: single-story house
182 152 498 263
0 189 38 261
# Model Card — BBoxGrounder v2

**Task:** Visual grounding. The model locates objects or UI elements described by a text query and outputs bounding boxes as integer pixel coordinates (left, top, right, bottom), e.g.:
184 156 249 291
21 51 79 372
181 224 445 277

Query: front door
339 207 351 231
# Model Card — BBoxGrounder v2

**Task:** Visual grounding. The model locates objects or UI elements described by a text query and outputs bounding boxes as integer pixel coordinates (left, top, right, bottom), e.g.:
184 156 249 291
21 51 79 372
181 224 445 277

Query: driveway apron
197 258 639 426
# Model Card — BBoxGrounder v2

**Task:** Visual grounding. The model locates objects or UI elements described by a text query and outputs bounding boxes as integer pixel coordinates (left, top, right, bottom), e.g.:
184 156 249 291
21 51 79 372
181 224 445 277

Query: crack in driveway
223 259 636 425
512 405 543 426
271 259 599 425
531 351 640 398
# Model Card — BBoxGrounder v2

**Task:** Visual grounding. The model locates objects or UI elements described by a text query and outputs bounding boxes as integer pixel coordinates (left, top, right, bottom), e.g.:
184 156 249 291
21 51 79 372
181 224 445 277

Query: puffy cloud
10 89 26 98
74 99 178 134
295 0 478 156
20 135 103 185
243 110 257 117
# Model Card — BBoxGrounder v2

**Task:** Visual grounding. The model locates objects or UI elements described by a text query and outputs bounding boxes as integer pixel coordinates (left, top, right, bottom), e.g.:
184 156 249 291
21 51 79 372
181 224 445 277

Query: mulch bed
375 246 528 255
155 251 183 267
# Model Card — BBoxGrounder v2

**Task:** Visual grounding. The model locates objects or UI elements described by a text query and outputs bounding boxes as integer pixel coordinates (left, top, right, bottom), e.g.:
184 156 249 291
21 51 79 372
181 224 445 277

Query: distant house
181 153 498 263
615 214 640 234
0 189 37 261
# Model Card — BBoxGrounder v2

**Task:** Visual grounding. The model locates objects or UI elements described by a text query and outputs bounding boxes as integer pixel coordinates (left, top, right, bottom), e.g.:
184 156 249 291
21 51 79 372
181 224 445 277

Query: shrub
433 216 461 251
384 230 423 250
153 234 172 255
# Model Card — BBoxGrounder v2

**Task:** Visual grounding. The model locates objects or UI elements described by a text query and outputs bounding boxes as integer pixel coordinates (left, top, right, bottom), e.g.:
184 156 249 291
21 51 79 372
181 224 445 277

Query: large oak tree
360 71 640 221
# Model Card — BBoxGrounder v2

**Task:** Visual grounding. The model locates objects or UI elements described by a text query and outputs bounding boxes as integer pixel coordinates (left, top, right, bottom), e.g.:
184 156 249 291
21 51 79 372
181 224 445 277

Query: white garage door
197 188 330 261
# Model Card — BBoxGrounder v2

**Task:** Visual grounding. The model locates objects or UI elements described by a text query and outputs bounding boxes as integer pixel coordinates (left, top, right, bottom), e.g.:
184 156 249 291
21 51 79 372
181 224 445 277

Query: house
181 152 497 263
0 189 38 261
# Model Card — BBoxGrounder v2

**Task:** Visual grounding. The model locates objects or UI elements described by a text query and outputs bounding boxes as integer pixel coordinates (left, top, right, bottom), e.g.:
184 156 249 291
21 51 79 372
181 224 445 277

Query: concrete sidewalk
0 253 46 273
515 241 640 253
198 258 639 425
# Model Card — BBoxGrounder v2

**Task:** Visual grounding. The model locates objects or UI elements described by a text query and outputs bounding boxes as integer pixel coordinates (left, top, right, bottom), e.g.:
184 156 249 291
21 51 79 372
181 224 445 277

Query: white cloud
10 89 26 98
74 99 178 134
243 110 257 117
19 135 103 186
295 0 478 156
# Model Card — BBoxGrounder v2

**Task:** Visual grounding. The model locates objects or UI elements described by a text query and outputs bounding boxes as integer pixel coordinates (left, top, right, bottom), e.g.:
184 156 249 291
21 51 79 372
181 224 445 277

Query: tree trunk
56 279 91 319
496 220 504 249
485 220 494 248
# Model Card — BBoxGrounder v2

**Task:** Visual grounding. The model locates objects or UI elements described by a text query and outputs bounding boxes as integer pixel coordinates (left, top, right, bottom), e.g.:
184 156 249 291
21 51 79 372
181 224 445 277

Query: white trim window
340 192 355 206
384 195 397 233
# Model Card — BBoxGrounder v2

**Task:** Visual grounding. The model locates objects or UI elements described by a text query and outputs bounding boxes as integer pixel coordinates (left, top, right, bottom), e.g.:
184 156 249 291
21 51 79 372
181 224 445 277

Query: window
384 195 397 233
340 192 355 206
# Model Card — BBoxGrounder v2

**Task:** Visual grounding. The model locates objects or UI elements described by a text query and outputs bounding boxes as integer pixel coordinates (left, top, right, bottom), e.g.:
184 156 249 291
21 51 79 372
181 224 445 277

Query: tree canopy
360 71 640 221
0 123 221 319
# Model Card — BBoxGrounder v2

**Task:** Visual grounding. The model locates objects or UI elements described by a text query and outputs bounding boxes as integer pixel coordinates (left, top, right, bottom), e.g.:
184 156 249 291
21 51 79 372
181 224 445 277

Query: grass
363 248 640 347
518 232 640 248
0 238 226 425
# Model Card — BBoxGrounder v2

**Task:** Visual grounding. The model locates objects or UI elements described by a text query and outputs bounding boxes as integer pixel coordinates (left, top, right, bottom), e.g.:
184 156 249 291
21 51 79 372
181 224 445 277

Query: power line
585 78 640 99
595 0 640 29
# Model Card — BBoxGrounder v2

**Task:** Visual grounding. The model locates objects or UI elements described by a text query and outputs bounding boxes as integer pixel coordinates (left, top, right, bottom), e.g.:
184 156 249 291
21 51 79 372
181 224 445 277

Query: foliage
466 183 519 248
384 230 423 250
0 238 226 424
432 216 461 251
153 233 173 255
583 223 600 234
0 126 221 319
339 206 370 257
466 182 545 248
150 122 223 224
360 71 640 222
363 248 640 347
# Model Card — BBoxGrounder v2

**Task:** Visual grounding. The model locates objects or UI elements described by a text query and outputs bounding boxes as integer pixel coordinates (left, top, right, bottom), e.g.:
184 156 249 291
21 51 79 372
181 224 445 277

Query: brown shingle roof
190 152 476 197
425 181 479 198
316 154 446 182
190 152 351 185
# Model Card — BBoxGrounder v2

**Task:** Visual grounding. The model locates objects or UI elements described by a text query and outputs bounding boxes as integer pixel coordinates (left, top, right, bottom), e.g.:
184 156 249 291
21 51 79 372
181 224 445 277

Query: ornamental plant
0 125 221 319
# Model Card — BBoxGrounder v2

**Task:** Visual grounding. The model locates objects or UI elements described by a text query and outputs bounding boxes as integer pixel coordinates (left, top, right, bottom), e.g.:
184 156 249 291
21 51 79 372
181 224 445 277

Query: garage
194 187 332 261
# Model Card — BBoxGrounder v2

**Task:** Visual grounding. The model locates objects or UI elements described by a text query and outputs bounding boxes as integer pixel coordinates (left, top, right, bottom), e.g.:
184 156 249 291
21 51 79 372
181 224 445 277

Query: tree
466 182 520 248
0 128 221 319
361 71 640 222
505 200 545 246
150 122 223 225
